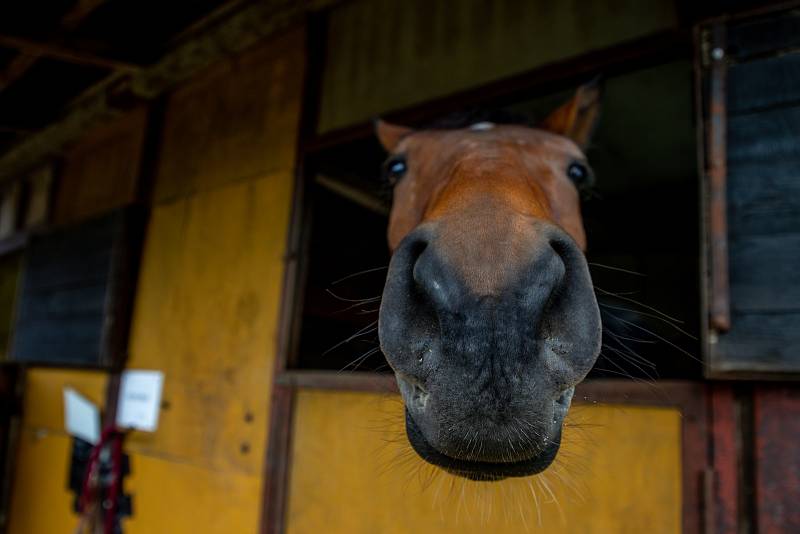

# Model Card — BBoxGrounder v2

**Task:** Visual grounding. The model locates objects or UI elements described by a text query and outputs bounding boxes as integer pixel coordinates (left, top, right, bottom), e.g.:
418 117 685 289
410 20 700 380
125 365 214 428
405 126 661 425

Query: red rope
77 427 123 534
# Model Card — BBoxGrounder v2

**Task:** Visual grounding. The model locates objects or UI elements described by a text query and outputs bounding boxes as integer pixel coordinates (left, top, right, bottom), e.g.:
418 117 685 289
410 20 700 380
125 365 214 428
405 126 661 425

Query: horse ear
375 119 414 151
540 80 602 149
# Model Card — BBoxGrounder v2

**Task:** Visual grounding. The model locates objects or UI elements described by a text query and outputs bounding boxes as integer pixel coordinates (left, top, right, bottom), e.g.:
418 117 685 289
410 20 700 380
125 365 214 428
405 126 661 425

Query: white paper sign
63 387 101 445
116 370 164 432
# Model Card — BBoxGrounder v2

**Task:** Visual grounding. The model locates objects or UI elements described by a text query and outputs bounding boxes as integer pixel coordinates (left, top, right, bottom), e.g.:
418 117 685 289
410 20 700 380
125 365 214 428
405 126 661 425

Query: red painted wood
755 385 800 533
710 385 739 534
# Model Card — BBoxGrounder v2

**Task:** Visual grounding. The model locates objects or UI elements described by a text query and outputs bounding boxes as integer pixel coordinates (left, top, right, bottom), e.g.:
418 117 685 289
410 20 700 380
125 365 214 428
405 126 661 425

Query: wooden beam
0 34 140 73
0 0 346 182
315 175 389 215
0 0 110 91
60 0 108 28
0 54 38 91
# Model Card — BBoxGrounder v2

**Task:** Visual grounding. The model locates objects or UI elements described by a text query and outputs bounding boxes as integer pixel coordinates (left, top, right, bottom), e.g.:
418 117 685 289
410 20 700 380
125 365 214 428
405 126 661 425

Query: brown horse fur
375 83 603 480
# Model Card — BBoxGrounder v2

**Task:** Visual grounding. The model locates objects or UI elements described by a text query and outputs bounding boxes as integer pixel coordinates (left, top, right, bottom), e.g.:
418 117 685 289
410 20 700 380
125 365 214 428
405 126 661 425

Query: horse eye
384 156 408 184
567 162 591 187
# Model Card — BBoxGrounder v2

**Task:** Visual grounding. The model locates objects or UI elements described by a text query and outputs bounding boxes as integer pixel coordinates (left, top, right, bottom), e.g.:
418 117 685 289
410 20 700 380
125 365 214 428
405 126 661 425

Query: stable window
288 35 703 380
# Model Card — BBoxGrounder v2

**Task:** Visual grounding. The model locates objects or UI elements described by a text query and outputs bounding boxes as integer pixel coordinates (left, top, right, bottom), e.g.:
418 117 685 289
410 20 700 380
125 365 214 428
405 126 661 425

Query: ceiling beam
315 175 389 216
0 0 110 91
0 34 141 74
0 0 346 182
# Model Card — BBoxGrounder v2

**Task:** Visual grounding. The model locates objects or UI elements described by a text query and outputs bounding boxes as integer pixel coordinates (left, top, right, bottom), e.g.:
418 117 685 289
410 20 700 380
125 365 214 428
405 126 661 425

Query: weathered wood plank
54 106 146 225
154 29 303 202
727 11 800 60
727 158 800 237
11 209 139 366
728 53 800 115
728 105 800 165
728 234 800 313
0 253 20 359
754 385 800 533
287 390 683 533
710 13 800 377
318 0 678 132
715 312 800 373
6 369 107 533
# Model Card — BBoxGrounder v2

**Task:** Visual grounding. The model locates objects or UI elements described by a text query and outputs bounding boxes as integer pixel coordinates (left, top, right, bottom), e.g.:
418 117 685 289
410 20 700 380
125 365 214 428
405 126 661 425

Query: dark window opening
294 59 702 380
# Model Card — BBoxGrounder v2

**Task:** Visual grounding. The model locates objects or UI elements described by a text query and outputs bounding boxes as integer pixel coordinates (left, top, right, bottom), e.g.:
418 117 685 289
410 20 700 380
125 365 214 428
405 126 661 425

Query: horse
374 82 603 481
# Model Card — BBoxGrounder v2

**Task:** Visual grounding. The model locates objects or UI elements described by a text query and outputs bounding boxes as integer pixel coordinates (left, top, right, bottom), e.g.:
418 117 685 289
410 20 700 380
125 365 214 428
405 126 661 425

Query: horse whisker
588 262 646 277
594 286 685 325
332 265 389 285
322 320 378 356
325 288 382 303
606 312 704 364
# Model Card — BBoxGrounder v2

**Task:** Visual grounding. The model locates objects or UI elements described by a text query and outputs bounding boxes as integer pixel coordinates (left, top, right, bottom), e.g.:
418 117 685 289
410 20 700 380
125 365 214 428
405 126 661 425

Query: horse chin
404 409 563 482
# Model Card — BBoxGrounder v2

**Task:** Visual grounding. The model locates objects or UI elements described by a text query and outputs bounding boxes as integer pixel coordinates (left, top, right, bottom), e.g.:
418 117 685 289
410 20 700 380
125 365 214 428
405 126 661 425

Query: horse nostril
548 237 571 262
397 373 430 413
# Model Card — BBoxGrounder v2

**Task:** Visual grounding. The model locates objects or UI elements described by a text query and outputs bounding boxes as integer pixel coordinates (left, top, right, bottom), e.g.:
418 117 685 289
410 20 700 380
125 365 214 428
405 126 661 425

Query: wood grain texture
124 453 263 534
6 368 108 534
317 0 678 132
727 10 800 60
23 165 54 229
7 433 81 534
153 28 303 203
728 54 800 115
124 172 293 529
713 312 800 373
728 234 800 312
0 253 20 360
754 385 800 533
11 209 141 366
710 21 800 374
286 390 682 534
710 385 739 534
54 107 147 225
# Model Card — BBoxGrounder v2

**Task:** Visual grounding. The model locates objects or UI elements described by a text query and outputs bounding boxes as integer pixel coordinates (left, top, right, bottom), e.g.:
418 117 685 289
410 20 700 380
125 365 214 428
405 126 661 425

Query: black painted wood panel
708 9 800 376
727 109 800 238
713 312 800 373
728 234 800 313
727 10 800 60
10 208 144 367
728 54 800 115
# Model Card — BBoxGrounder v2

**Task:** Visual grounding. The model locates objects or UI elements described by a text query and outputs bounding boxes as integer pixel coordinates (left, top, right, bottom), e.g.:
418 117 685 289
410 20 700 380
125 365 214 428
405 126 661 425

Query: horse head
376 83 603 481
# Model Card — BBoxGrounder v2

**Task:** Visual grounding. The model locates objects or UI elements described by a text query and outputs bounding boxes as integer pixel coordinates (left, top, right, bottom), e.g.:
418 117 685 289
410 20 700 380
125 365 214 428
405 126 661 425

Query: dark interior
295 59 702 379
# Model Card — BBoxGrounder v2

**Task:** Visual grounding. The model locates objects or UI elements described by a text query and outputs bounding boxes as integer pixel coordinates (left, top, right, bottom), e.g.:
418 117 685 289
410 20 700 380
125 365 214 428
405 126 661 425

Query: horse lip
404 409 562 481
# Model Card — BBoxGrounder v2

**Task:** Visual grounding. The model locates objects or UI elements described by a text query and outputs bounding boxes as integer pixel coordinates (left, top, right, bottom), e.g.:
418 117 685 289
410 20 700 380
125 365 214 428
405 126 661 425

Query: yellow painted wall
121 26 303 533
7 369 108 534
319 0 678 131
4 74 146 534
5 24 302 534
54 106 147 225
287 390 682 534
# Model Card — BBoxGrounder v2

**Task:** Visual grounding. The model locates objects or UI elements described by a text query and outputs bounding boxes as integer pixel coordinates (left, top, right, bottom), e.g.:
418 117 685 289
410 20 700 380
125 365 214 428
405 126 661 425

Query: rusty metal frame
703 22 731 335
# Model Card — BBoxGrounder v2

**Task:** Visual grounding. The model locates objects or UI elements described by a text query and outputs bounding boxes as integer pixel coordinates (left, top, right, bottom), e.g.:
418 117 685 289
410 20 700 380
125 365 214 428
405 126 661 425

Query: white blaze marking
470 121 495 131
